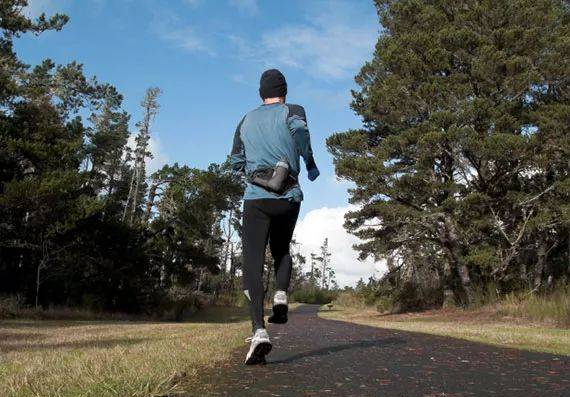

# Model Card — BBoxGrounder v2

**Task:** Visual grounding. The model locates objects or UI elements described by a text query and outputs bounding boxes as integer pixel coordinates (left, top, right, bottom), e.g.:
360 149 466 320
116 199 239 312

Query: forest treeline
328 0 569 309
1 1 568 316
0 1 249 314
0 1 339 316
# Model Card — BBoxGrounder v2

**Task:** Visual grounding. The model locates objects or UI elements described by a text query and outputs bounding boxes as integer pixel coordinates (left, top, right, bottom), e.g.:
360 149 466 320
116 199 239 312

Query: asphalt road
192 304 569 397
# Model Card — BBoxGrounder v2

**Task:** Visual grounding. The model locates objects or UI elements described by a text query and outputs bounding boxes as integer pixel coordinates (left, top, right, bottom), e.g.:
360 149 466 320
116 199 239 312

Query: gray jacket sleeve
230 116 246 174
286 104 317 170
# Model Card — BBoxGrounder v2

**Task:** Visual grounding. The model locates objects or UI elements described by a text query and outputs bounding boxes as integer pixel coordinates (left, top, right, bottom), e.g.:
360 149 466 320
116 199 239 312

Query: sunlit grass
0 306 250 397
319 306 570 356
495 286 570 327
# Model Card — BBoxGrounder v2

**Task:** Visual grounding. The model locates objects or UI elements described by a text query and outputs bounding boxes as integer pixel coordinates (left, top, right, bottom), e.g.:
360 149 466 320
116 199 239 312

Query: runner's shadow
268 337 405 365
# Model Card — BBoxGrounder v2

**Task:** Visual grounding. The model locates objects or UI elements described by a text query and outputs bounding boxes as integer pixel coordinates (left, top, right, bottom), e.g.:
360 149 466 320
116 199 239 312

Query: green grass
0 306 250 397
319 306 570 356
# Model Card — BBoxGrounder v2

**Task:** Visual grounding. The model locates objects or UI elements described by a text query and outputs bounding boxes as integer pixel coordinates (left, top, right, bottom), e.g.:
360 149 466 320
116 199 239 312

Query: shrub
471 283 501 308
375 297 394 313
215 291 247 307
291 288 337 304
333 291 367 309
156 287 205 321
0 294 24 318
0 294 142 321
496 284 570 326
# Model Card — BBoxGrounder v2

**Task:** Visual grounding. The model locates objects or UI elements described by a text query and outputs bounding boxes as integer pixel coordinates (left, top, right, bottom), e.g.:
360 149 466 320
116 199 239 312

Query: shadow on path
192 304 569 397
270 336 405 365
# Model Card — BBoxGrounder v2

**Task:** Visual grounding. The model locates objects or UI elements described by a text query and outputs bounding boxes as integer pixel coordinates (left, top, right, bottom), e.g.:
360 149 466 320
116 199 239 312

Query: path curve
192 304 568 396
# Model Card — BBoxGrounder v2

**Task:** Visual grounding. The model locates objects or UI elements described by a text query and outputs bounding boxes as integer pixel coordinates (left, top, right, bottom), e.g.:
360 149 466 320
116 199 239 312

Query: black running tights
242 199 300 332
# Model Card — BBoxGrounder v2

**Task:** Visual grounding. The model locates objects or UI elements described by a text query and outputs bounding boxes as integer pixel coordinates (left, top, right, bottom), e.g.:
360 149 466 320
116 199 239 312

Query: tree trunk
229 243 236 281
122 167 137 222
129 167 141 224
533 240 547 291
519 260 528 287
35 264 41 309
35 260 45 309
196 268 204 292
441 261 455 308
457 260 474 306
144 177 158 222
439 215 473 306
221 210 233 277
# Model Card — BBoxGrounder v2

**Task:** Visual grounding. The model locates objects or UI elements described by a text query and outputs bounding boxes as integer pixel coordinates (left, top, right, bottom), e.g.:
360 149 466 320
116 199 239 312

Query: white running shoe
268 290 288 324
244 328 272 365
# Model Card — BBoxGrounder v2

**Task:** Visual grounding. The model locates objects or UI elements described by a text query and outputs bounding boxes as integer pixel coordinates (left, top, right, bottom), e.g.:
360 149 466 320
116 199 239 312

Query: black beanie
259 69 287 99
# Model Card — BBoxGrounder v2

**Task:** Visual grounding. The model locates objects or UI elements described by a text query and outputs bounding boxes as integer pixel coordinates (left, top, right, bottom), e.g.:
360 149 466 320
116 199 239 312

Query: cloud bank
295 205 386 287
126 134 169 174
261 11 377 79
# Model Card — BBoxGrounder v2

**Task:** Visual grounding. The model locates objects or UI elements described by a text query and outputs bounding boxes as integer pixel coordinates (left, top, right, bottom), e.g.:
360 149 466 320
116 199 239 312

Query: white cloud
127 134 169 174
294 205 386 287
153 10 215 56
228 0 258 16
147 135 170 173
160 27 215 55
232 0 377 80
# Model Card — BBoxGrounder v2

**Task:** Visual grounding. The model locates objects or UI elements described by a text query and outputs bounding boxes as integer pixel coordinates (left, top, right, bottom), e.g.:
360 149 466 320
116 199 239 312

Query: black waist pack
249 161 298 195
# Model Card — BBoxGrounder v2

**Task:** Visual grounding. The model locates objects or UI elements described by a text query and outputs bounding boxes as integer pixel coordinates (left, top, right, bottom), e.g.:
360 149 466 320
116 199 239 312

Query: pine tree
0 1 68 107
308 253 321 288
327 0 569 305
320 238 332 289
0 60 108 306
123 87 161 224
86 88 130 206
289 238 307 291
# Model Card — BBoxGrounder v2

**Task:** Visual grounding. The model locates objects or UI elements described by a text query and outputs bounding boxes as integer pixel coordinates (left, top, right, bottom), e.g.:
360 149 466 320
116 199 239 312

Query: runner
230 69 320 365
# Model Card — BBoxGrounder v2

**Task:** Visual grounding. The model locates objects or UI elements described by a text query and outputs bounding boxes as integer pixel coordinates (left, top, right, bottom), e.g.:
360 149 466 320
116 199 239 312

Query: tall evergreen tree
0 1 248 312
123 87 161 225
327 0 569 305
320 238 333 289
86 88 130 200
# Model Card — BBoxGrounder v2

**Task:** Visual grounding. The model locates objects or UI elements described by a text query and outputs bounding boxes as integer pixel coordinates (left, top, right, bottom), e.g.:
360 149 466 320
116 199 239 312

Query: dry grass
0 306 250 397
319 306 570 356
495 286 570 327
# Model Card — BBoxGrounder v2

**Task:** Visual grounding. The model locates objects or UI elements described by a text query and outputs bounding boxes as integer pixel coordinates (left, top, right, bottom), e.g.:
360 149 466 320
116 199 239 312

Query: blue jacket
230 103 317 201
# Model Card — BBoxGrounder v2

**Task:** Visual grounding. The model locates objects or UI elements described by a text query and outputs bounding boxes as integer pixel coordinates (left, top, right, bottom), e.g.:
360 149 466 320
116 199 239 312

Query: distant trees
303 238 337 290
318 238 336 289
145 163 243 290
327 0 569 307
0 1 244 314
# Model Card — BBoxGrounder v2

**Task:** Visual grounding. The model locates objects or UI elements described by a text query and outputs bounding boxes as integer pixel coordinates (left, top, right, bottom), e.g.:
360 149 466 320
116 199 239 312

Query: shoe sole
245 342 272 365
268 304 288 324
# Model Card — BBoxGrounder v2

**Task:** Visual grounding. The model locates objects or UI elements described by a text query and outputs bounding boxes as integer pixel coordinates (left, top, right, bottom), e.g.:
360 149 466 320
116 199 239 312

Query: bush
215 291 247 307
333 291 367 309
330 291 395 313
0 294 142 321
291 288 337 304
375 297 394 313
0 294 24 318
156 287 205 321
496 284 570 326
471 283 501 308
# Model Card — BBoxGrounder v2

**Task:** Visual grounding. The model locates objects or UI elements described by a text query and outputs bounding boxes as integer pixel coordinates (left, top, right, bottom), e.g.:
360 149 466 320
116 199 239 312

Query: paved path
193 305 568 396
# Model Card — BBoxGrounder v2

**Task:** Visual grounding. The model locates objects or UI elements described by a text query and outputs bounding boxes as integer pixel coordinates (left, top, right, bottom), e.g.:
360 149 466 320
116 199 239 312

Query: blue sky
20 0 385 285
